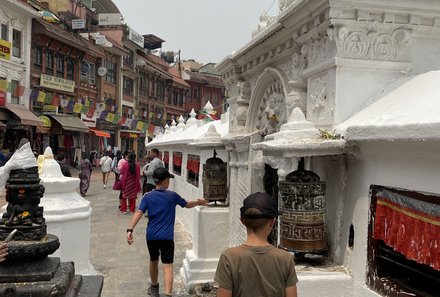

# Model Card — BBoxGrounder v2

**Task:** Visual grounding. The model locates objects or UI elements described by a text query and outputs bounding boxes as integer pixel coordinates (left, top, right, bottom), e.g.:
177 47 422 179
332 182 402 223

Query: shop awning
2 103 43 126
120 130 141 139
50 114 89 133
90 128 110 138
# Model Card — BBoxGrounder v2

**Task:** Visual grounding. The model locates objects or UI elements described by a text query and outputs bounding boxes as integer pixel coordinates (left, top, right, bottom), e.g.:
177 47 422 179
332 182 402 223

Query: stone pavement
0 165 217 297
70 167 217 297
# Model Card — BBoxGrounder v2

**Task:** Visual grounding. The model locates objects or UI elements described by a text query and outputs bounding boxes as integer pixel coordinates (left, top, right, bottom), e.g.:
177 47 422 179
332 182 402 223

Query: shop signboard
0 39 11 60
128 28 144 48
71 19 86 29
98 13 121 26
42 104 58 114
40 74 75 93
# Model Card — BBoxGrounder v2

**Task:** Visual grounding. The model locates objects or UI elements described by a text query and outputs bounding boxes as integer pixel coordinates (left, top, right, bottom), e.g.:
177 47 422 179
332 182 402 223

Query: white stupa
39 147 96 275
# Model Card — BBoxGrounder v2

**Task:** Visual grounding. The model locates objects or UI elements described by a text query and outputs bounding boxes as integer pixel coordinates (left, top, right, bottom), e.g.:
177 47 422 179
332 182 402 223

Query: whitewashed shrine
148 0 440 296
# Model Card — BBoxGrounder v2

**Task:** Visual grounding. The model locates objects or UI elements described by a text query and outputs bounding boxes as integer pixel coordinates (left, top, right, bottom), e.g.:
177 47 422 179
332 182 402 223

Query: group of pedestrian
124 148 299 297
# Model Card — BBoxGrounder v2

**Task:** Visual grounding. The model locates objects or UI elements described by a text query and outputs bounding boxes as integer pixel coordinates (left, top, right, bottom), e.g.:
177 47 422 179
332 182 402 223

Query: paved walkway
0 165 217 296
71 167 196 297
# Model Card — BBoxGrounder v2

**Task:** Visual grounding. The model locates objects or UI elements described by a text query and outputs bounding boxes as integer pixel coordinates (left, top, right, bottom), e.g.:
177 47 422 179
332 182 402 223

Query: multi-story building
181 63 225 117
0 0 43 153
28 0 104 164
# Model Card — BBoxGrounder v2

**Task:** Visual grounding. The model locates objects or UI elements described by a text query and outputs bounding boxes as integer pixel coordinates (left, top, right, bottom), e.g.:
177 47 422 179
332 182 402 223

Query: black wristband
126 228 133 233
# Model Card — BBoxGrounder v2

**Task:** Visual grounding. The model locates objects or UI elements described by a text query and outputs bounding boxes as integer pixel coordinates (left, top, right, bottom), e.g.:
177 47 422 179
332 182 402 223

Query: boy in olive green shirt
215 192 298 297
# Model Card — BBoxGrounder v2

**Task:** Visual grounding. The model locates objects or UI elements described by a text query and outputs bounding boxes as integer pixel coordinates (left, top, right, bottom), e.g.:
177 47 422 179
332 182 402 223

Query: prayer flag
106 113 115 123
37 91 46 102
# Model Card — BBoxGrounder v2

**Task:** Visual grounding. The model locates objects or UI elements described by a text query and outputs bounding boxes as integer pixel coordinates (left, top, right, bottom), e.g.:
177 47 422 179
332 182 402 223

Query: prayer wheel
278 165 327 254
202 151 227 201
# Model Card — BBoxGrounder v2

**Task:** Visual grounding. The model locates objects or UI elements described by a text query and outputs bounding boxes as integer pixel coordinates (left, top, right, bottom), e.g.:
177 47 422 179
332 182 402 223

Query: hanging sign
128 28 144 48
71 19 86 29
0 39 11 60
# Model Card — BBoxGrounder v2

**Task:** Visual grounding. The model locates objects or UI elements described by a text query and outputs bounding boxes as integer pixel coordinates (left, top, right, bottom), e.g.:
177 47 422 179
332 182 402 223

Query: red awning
90 129 110 138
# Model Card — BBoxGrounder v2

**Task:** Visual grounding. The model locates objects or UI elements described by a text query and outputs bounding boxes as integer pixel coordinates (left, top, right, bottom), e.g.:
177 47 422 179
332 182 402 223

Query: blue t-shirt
138 188 187 240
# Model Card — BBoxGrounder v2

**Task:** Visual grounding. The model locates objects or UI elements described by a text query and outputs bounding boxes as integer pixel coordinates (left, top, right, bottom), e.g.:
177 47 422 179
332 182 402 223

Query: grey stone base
0 257 103 297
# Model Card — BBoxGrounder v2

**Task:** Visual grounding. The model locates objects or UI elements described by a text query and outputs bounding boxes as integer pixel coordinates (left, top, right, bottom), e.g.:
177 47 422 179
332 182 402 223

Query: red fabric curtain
173 152 182 166
186 158 200 174
374 196 440 271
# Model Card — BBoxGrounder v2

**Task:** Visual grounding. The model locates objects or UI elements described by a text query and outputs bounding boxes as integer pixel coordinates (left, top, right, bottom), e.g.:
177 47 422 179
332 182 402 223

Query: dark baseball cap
153 167 175 183
240 192 279 218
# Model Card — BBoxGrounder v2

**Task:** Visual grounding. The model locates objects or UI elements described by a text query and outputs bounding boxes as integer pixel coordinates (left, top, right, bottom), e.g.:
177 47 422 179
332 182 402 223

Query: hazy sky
112 0 278 64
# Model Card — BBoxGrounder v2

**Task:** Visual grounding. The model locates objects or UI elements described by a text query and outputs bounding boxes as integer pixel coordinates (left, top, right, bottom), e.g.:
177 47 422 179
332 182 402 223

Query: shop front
0 103 43 153
120 130 141 156
49 114 89 166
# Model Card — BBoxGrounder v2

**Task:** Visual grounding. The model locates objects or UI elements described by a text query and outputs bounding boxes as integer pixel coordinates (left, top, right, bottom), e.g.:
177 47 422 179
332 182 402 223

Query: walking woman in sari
79 153 92 197
120 152 141 213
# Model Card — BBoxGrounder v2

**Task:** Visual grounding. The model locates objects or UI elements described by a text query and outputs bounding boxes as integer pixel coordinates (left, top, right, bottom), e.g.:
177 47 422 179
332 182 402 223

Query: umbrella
39 10 60 23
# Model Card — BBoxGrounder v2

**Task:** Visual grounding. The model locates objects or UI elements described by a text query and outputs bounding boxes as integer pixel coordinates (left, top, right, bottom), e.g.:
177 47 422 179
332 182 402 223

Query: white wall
342 140 440 296
165 145 229 238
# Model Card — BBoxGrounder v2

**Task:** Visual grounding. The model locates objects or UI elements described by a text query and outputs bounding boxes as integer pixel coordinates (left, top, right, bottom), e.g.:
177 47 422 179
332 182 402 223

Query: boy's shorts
146 240 174 264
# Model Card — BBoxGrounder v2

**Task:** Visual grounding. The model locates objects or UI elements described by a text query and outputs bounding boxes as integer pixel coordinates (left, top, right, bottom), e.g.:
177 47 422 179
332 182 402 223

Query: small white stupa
39 147 96 275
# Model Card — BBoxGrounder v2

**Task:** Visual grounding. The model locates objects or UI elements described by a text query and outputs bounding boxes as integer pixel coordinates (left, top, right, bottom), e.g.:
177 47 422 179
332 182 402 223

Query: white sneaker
103 184 106 189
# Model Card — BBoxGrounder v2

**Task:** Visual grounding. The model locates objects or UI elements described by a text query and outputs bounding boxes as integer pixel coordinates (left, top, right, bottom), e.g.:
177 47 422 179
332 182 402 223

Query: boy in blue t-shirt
126 167 208 297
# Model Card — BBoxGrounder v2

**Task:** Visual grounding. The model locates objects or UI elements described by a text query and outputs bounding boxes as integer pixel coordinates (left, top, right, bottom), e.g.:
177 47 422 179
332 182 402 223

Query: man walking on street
126 167 208 297
142 149 163 194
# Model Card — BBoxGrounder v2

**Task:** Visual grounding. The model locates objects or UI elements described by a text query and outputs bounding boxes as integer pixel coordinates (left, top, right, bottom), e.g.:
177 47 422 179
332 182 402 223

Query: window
178 93 184 107
157 81 165 101
80 61 96 85
186 154 200 187
66 58 74 80
194 87 200 101
45 50 54 74
1 24 8 40
123 50 133 67
12 29 21 58
172 151 182 175
139 76 148 96
56 55 65 78
10 80 19 104
173 91 177 105
123 76 134 95
105 60 116 84
33 46 43 71
368 185 440 297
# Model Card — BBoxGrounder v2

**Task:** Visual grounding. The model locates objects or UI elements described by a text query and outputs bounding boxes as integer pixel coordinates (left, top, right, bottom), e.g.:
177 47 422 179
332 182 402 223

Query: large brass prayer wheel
278 167 327 254
202 152 227 201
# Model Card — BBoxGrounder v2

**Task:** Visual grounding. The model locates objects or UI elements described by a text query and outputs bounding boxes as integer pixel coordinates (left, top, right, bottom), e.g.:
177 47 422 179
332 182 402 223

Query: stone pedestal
0 257 102 296
181 207 229 290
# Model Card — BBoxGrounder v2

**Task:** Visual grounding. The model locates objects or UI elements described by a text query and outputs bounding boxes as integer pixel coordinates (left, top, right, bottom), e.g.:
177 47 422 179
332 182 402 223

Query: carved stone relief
279 0 296 12
307 74 330 121
328 27 411 61
302 36 336 67
252 12 275 38
256 80 288 136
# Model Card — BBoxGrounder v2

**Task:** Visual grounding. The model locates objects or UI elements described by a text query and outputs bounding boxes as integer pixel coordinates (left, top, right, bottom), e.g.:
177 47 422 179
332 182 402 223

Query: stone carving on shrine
328 27 411 61
280 51 308 115
257 82 288 137
234 80 251 128
252 12 275 38
279 0 296 12
308 74 331 122
302 36 336 67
